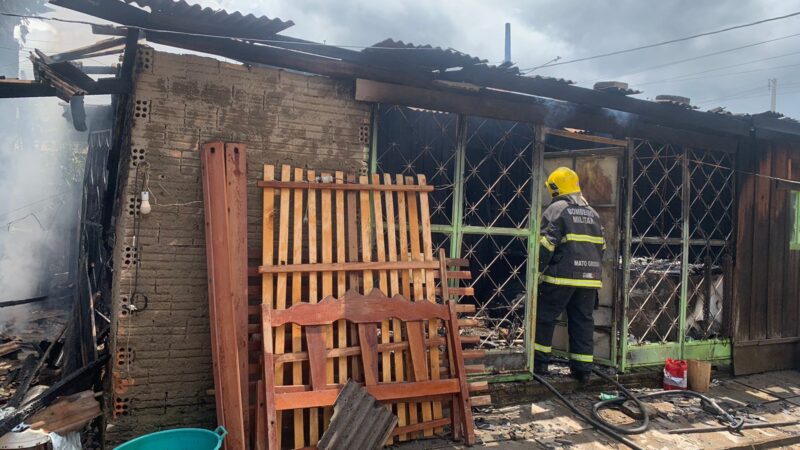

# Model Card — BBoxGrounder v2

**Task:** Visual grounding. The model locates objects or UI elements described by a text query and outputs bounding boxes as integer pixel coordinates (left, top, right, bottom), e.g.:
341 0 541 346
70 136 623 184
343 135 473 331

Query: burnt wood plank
750 146 772 340
767 147 788 339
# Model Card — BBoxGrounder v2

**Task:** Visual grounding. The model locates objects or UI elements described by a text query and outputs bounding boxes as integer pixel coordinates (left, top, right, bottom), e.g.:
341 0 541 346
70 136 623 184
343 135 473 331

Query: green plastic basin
114 426 227 450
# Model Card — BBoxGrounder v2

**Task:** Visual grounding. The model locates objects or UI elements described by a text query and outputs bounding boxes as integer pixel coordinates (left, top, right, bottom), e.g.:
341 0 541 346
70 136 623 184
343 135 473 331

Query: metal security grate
685 149 735 340
460 233 528 348
376 105 458 225
463 118 533 229
627 141 684 344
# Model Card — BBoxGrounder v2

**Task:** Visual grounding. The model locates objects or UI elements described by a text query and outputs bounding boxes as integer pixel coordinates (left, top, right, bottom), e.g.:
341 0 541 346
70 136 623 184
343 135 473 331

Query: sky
14 0 800 117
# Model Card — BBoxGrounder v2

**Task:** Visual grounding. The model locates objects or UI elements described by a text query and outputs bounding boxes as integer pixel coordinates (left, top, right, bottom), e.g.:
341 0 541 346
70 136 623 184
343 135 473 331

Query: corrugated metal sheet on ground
317 380 398 450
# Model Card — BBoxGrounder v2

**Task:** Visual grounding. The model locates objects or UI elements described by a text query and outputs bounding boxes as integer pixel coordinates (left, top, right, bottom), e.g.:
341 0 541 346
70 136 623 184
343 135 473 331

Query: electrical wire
522 10 800 71
618 32 800 78
630 51 800 86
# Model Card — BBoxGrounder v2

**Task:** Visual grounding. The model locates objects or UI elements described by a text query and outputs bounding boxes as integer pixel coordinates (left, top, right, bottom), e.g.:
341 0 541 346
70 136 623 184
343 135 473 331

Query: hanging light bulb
140 191 152 215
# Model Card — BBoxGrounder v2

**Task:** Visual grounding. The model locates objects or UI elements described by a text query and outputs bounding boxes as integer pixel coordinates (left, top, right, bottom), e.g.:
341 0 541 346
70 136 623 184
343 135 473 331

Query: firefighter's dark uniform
535 193 605 377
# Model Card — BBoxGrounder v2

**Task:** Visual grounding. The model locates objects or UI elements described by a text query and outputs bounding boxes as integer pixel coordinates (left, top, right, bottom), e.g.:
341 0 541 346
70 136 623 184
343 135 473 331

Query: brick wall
107 46 370 443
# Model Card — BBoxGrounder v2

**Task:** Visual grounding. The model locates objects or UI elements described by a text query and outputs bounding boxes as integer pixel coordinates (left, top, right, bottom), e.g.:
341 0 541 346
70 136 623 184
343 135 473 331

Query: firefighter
534 167 605 384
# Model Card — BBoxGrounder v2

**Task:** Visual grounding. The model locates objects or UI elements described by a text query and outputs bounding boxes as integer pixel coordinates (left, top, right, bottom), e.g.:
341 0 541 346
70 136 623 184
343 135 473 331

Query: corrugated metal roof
122 0 293 37
363 38 487 71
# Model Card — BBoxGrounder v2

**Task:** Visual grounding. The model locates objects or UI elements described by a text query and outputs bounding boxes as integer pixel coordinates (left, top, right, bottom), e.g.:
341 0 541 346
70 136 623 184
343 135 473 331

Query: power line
522 10 800 71
627 50 800 86
617 32 800 78
696 81 800 105
704 87 800 106
630 61 800 87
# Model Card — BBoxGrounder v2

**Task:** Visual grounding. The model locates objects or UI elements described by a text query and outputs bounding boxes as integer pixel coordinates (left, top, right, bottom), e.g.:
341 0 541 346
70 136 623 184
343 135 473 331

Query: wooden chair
260 288 475 448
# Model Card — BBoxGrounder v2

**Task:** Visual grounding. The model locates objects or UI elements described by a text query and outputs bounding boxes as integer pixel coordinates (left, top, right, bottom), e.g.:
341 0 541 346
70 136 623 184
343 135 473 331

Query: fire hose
531 367 745 450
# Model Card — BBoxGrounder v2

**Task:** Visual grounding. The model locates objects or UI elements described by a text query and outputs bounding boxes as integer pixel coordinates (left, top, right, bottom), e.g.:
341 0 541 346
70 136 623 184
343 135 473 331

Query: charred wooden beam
355 79 739 152
6 355 39 408
50 37 128 63
0 75 129 99
0 295 48 309
0 354 109 436
81 66 119 75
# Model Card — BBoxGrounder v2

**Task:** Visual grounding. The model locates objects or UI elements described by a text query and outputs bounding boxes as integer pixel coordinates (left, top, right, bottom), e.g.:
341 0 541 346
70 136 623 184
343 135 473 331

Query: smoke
603 108 634 128
0 97 86 338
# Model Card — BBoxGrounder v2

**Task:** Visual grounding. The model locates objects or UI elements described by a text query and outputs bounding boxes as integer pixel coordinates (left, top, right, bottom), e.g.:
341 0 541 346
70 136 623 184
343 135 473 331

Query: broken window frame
373 105 544 371
619 140 735 371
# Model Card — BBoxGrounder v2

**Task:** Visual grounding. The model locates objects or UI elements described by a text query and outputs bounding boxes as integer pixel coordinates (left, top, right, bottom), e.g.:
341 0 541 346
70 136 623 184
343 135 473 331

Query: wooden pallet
435 248 491 409
261 289 475 449
255 165 472 448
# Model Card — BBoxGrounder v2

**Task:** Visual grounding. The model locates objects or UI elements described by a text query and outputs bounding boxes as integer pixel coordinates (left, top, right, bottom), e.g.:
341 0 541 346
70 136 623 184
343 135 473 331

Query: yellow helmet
546 167 581 198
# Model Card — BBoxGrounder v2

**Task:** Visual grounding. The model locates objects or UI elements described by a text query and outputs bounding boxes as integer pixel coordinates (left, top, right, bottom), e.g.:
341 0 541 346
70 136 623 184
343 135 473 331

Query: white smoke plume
0 97 86 338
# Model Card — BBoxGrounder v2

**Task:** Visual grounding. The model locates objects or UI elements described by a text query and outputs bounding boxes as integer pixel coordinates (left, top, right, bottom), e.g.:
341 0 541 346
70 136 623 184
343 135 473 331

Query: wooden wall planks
733 141 800 375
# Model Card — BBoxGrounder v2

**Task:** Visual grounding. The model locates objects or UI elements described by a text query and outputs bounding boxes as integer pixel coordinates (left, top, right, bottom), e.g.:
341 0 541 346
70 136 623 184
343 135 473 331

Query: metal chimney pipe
504 23 511 63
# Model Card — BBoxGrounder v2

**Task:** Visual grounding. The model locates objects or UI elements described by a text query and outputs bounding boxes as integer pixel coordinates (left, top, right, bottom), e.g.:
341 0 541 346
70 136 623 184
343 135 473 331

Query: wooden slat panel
274 380 460 410
258 260 439 274
307 325 328 391
417 174 444 430
200 143 247 450
335 171 349 393
391 418 451 437
306 169 321 445
255 380 266 450
260 164 276 449
394 175 416 437
446 258 470 267
201 144 226 440
405 321 429 382
346 174 361 383
319 172 335 429
435 287 475 297
446 271 472 280
470 395 492 407
268 293 449 327
224 144 249 440
273 164 292 449
291 167 306 448
462 349 485 360
259 180 434 192
358 323 379 386
269 337 447 365
455 304 476 314
404 175 433 436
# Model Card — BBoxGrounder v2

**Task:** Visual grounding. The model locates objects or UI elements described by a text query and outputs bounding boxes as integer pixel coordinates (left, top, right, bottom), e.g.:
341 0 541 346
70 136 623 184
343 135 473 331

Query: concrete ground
393 369 800 449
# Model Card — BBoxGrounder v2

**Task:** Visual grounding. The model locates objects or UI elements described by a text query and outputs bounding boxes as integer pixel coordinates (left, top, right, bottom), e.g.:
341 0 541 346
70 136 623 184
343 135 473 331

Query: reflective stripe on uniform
534 343 552 353
561 233 605 245
540 236 556 252
540 274 603 288
570 353 594 363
